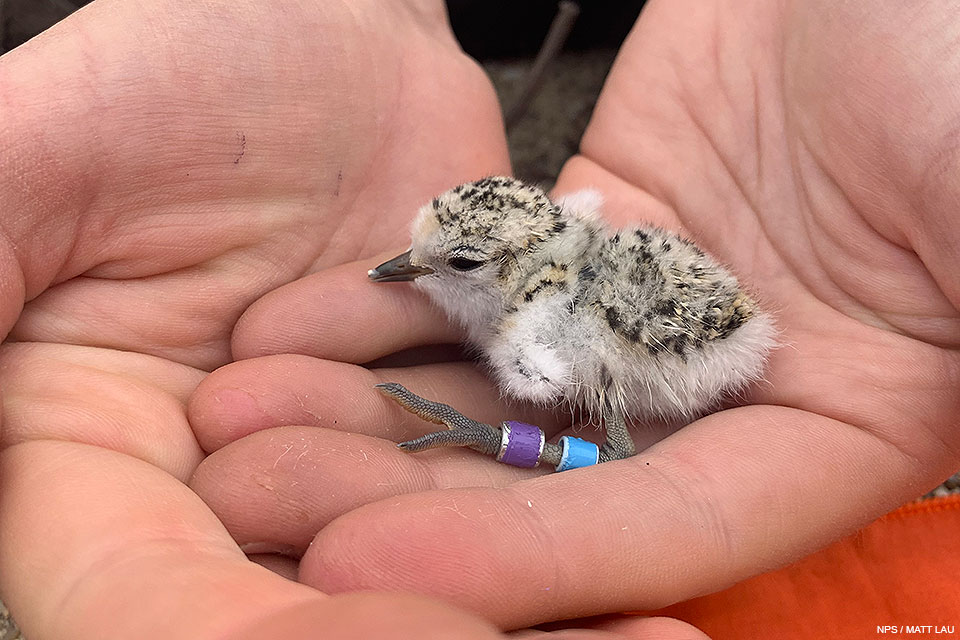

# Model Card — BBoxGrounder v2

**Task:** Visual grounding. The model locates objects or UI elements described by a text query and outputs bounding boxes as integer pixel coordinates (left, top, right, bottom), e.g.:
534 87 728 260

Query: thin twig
504 0 581 131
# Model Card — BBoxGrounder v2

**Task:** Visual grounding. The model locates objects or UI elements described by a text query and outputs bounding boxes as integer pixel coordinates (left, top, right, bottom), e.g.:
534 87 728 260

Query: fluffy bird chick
369 176 776 468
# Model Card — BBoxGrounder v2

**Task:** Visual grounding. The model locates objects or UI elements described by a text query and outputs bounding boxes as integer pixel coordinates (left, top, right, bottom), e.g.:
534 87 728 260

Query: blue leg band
556 436 599 472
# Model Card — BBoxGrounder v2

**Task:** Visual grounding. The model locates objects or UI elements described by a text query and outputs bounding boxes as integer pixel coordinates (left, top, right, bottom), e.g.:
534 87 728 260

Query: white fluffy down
484 293 777 421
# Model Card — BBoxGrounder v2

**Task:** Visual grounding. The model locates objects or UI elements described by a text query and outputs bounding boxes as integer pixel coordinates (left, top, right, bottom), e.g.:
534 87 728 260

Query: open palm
188 0 960 631
0 0 578 638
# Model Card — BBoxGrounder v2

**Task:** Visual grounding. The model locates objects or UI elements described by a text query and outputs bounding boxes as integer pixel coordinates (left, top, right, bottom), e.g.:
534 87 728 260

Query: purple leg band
496 421 544 468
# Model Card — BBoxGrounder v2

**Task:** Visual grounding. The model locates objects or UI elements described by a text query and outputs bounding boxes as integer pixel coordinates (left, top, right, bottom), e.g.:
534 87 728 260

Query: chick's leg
376 383 563 466
376 383 502 455
598 392 636 463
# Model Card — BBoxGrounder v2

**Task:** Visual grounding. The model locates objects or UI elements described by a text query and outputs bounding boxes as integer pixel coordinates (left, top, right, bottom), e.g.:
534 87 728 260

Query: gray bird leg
598 393 636 463
541 442 562 466
376 382 562 466
376 382 501 456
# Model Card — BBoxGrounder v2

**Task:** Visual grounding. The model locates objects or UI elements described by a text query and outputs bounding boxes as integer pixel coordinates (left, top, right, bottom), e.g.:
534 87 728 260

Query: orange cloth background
655 495 960 639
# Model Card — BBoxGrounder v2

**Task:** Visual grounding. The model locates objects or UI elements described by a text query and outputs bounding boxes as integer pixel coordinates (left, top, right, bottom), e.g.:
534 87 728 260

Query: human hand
0 0 623 637
187 0 960 631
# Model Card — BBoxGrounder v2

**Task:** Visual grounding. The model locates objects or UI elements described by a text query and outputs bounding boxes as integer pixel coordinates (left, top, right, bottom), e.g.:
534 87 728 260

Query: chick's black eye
448 256 484 271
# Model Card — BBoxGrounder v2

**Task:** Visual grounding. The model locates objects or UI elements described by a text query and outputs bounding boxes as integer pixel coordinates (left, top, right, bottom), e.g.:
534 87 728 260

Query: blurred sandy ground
486 49 617 186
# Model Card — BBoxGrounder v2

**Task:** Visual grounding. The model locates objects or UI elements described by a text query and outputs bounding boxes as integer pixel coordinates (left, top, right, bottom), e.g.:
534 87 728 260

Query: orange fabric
655 495 960 639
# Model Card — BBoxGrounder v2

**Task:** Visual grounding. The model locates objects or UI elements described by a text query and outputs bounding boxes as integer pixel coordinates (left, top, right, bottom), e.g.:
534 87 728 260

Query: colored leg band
556 436 599 472
496 421 544 468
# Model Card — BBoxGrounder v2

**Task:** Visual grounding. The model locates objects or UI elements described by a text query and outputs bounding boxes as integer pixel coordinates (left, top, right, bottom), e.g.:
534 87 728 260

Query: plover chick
368 176 776 471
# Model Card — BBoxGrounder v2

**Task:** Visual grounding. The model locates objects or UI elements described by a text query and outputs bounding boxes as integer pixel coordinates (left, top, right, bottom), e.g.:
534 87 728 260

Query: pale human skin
0 2 958 640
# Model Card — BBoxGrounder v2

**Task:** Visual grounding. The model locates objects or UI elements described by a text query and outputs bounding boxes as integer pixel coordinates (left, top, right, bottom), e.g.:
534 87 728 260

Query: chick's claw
375 383 501 456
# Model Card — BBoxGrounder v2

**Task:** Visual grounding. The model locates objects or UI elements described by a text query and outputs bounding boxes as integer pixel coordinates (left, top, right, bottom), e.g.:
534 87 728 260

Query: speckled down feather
407 176 777 422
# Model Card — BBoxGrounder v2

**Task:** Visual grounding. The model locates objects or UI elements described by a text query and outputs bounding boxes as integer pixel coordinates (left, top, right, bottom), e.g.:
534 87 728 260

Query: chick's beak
367 250 435 282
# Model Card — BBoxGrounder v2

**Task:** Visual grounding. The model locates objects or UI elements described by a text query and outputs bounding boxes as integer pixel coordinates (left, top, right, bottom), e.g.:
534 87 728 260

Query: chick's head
369 176 567 334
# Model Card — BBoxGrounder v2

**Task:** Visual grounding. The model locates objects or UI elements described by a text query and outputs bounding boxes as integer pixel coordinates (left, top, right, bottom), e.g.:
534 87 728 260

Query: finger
228 592 504 640
513 615 710 639
297 406 950 629
189 416 675 558
11 266 280 372
189 426 551 557
187 354 563 452
0 440 323 640
0 342 205 481
576 615 710 640
232 251 460 363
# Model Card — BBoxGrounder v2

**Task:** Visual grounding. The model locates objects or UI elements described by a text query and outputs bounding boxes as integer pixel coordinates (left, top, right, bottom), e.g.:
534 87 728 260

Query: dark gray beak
367 250 434 282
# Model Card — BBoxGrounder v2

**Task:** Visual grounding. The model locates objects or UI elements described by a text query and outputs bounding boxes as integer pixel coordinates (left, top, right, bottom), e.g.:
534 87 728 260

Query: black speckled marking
605 306 624 332
523 275 568 302
644 339 667 356
670 335 688 359
515 359 550 383
715 300 753 339
654 299 677 317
